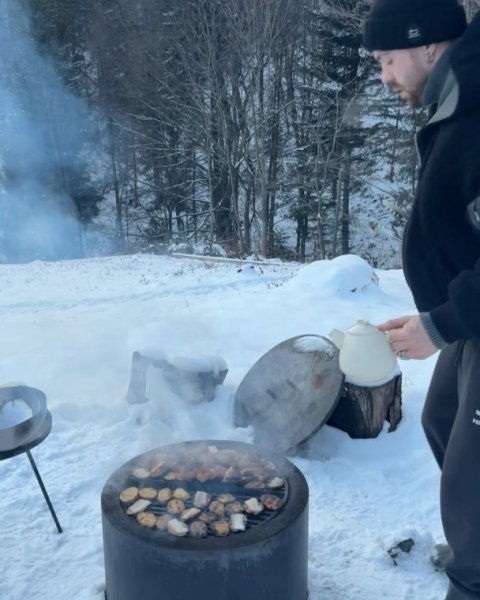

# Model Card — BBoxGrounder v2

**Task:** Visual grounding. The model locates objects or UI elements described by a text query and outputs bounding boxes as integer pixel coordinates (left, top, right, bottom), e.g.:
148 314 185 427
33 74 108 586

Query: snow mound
286 255 379 296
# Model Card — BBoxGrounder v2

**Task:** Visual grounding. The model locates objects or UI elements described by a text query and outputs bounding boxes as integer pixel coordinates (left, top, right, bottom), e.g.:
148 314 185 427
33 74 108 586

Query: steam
0 0 91 262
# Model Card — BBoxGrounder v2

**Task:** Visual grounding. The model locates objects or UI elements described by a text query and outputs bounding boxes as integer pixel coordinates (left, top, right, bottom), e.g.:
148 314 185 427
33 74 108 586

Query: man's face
373 47 432 108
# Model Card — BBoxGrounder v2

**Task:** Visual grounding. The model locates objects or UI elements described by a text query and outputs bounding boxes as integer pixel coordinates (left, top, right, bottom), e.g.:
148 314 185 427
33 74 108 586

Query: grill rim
101 439 309 551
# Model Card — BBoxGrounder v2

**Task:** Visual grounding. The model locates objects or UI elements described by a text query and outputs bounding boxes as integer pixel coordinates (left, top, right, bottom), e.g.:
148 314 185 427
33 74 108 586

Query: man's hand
377 314 438 360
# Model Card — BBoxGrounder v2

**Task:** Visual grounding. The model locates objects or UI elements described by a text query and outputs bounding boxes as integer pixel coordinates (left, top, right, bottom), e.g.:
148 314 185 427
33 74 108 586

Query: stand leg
26 449 63 534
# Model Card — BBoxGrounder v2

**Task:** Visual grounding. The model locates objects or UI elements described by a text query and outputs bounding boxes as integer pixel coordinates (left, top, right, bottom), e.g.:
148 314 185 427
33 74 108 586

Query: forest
1 0 479 265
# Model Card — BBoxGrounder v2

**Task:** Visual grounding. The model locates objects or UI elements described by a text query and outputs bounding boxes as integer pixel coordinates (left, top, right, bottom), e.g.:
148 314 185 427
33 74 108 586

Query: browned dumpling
225 501 244 516
198 511 216 524
173 488 191 501
136 512 157 528
132 467 150 480
119 487 138 503
157 488 173 504
210 520 230 537
155 514 173 530
260 494 283 511
209 500 225 517
216 493 236 504
167 499 185 515
189 520 208 538
139 487 157 500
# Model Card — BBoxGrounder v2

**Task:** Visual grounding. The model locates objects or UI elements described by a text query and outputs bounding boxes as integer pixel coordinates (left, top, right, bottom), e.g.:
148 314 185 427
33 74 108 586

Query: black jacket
402 11 480 343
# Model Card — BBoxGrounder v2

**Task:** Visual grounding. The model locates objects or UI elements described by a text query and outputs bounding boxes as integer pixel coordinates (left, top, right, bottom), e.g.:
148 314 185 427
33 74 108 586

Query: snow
0 253 448 599
293 335 334 354
167 355 227 374
0 398 32 428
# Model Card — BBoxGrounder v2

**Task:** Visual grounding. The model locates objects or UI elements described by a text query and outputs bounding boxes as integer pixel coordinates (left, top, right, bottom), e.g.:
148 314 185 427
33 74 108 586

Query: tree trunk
341 148 351 255
327 374 403 438
107 116 125 249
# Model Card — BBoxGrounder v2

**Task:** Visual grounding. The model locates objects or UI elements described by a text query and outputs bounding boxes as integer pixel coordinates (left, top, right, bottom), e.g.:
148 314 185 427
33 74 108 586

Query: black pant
422 338 480 598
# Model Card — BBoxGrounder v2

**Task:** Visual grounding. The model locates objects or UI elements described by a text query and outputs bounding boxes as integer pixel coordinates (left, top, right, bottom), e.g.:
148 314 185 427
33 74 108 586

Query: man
363 0 480 598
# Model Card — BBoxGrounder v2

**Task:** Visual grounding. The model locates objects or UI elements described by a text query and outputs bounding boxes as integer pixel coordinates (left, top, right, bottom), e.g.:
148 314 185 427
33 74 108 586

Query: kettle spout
329 328 344 349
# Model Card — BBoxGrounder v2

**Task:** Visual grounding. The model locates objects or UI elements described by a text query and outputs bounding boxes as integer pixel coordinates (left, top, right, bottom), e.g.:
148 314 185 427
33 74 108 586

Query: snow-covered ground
0 253 448 599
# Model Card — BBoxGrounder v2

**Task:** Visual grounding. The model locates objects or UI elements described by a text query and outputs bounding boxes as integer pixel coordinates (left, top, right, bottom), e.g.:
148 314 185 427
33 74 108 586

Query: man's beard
392 85 423 108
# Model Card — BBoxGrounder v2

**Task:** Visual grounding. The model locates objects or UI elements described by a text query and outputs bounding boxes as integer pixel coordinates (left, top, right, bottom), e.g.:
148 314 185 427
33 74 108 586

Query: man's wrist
419 312 448 349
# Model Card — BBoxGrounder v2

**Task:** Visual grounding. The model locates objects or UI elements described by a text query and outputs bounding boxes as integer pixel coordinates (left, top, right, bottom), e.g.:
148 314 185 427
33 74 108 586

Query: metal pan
0 385 47 452
234 335 344 454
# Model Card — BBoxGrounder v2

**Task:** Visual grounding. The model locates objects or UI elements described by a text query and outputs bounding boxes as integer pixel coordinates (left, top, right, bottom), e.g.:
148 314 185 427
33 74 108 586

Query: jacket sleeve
429 256 480 343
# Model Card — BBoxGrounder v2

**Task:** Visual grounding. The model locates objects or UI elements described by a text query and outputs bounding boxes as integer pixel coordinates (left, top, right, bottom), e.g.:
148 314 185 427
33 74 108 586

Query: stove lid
234 335 344 454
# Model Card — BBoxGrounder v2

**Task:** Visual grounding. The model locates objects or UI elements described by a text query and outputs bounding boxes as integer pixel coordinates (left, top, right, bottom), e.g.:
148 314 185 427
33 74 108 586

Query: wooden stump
125 351 228 404
326 374 402 438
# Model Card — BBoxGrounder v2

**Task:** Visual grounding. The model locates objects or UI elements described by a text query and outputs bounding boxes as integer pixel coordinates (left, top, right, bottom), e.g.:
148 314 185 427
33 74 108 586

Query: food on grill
209 500 225 517
267 476 285 489
157 488 173 504
155 514 174 530
216 493 236 504
178 468 197 482
244 481 265 489
198 511 217 524
149 455 168 477
244 497 264 515
210 520 230 537
213 465 227 479
120 442 288 538
260 459 277 471
215 449 239 465
230 513 248 532
260 494 283 511
119 487 139 503
131 445 284 487
225 501 244 515
167 518 189 537
139 487 158 500
193 491 211 509
241 466 265 481
189 520 208 538
196 468 217 482
127 499 152 515
173 488 191 501
167 499 186 515
132 467 150 479
222 466 241 482
136 511 157 528
180 507 201 522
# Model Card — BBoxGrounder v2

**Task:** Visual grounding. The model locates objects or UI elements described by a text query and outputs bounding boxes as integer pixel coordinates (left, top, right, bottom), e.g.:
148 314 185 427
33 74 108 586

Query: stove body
102 440 309 600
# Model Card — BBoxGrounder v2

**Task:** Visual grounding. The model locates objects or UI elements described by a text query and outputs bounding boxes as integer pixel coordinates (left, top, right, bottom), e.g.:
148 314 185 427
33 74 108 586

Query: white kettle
329 319 398 386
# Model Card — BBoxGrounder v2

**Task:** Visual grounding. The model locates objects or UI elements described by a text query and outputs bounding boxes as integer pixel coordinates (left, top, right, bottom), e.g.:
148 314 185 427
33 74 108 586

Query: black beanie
363 0 467 51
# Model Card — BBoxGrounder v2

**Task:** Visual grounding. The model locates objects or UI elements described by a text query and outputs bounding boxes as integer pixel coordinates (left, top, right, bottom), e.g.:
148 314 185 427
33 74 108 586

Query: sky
0 253 449 599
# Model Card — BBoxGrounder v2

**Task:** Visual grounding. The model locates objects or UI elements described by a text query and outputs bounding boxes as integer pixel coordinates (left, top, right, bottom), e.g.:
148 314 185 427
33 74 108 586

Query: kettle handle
329 329 344 349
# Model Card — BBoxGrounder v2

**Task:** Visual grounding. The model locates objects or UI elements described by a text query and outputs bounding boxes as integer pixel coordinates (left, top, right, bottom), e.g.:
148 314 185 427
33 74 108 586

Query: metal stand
0 410 63 534
26 449 63 533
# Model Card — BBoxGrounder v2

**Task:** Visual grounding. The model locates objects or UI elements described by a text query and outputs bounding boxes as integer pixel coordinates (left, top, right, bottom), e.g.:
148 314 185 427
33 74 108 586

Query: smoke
0 0 93 263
